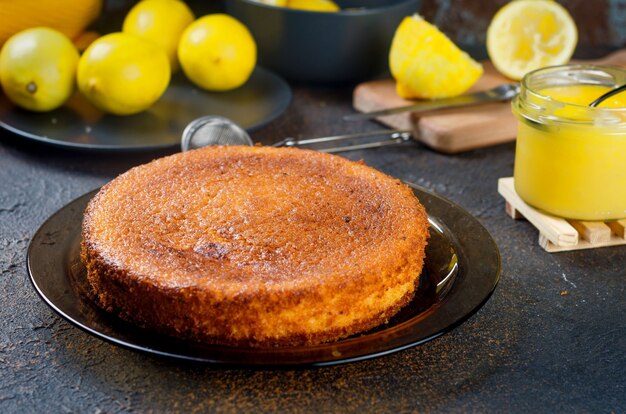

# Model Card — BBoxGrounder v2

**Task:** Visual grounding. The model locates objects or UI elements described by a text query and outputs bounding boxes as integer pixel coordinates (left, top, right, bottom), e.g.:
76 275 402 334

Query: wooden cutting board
352 50 626 153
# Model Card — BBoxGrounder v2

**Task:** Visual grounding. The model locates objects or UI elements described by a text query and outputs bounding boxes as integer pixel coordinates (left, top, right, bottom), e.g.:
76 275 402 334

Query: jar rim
521 63 626 111
513 63 626 128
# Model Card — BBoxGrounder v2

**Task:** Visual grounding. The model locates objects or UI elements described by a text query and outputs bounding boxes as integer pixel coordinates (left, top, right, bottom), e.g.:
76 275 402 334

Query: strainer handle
272 129 412 153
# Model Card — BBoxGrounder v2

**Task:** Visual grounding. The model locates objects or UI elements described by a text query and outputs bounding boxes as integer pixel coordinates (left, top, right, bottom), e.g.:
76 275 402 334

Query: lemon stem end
26 82 37 94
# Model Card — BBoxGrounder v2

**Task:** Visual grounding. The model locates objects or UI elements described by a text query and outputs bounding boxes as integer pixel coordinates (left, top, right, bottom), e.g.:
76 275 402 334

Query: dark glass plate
0 67 291 151
27 183 500 367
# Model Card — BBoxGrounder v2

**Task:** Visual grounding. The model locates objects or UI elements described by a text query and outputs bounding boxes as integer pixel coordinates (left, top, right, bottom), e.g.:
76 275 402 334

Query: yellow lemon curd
512 65 626 221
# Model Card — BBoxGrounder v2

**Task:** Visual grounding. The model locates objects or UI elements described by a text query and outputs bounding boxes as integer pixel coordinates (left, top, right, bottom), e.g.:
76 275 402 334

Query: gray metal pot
225 0 420 83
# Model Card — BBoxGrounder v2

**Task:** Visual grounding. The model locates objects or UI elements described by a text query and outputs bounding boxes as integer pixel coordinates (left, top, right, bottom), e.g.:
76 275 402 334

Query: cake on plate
81 145 429 347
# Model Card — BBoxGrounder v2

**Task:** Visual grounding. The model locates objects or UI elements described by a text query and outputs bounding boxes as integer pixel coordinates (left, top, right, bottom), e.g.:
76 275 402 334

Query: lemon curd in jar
512 65 626 221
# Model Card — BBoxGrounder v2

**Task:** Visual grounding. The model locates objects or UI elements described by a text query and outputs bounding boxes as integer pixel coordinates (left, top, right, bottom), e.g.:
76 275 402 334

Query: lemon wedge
389 14 483 99
487 0 578 80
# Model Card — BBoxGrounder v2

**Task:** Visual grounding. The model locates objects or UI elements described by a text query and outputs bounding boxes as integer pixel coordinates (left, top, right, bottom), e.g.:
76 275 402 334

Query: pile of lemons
390 0 578 99
0 0 257 115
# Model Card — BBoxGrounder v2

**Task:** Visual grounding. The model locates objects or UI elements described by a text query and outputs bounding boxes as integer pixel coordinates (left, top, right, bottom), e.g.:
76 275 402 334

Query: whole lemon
122 0 195 72
0 27 79 111
77 32 170 115
178 14 256 91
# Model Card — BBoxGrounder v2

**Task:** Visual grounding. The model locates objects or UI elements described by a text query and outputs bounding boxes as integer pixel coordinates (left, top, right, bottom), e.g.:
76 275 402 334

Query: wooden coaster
498 177 626 252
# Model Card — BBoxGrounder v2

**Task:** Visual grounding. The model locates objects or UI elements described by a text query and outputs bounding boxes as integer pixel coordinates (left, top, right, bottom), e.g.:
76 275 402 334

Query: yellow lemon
287 0 340 12
77 32 170 115
0 0 101 46
0 27 79 111
487 0 577 80
178 14 256 91
122 0 195 72
389 15 483 99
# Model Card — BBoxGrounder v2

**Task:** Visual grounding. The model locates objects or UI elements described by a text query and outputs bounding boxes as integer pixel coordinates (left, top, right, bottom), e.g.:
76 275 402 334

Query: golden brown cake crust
81 146 429 347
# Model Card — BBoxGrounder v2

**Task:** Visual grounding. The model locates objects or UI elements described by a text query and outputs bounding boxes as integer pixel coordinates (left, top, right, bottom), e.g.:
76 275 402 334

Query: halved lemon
487 0 578 80
389 14 483 99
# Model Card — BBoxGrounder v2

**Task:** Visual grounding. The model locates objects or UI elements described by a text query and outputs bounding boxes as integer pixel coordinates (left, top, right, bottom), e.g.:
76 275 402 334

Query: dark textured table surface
1 70 625 413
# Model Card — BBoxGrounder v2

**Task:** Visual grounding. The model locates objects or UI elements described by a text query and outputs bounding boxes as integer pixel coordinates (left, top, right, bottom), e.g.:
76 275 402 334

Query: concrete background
1 1 624 413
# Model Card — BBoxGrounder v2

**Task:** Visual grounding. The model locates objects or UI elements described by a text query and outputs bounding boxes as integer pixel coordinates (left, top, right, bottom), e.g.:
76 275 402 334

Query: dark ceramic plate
27 184 500 367
0 67 291 151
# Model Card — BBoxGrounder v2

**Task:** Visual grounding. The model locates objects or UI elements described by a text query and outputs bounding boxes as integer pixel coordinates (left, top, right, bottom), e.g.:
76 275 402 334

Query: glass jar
512 64 626 221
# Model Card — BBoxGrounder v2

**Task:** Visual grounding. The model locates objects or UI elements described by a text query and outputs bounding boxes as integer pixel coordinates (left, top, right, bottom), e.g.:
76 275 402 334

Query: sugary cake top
82 145 429 295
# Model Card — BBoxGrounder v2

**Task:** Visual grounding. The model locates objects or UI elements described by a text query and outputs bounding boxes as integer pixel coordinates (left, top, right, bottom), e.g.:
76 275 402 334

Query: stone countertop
1 79 625 413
